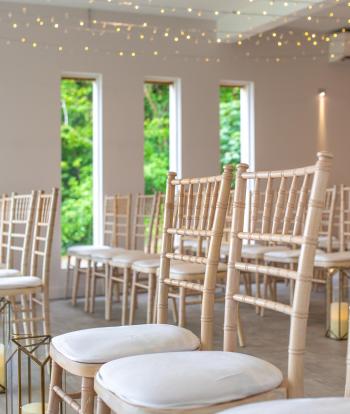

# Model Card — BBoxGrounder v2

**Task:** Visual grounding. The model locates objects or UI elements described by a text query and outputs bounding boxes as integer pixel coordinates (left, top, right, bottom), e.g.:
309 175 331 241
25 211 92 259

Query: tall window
61 78 94 255
144 81 171 194
219 85 241 171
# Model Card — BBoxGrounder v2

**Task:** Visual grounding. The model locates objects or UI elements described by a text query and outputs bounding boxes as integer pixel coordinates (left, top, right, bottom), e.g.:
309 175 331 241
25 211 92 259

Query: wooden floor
0 284 347 412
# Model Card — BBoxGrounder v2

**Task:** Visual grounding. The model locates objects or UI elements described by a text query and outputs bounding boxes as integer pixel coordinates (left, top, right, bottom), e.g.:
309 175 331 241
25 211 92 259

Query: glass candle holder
6 335 51 414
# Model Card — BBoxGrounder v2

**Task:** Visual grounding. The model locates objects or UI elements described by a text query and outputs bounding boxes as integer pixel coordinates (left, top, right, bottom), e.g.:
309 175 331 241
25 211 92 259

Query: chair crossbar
166 253 207 265
238 232 303 245
164 278 204 292
235 261 298 280
233 294 292 315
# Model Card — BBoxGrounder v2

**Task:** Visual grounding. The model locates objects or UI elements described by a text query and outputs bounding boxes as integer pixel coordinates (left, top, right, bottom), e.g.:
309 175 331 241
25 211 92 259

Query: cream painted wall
0 4 349 297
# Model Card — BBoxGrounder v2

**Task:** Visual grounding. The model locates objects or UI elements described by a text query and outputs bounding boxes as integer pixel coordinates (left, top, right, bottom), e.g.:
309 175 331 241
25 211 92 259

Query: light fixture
318 89 326 98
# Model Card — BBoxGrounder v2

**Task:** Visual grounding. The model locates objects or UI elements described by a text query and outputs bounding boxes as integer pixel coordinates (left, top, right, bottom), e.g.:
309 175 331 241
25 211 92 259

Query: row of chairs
48 152 350 414
0 189 58 336
66 182 349 331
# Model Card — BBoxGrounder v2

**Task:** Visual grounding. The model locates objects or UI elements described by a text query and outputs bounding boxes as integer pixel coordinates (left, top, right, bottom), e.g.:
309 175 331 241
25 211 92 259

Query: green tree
144 83 170 194
220 86 241 172
61 79 93 254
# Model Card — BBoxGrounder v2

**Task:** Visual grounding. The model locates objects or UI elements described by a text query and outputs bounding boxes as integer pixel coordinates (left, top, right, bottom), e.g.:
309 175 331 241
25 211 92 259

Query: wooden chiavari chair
93 153 331 414
47 165 234 414
0 189 58 337
106 194 160 324
69 194 124 312
218 306 350 414
89 194 132 317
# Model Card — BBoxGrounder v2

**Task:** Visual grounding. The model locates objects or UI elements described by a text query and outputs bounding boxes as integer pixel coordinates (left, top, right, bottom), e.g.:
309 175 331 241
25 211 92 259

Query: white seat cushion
169 263 227 281
242 245 290 260
314 251 350 268
112 252 160 268
67 245 111 256
96 351 283 410
0 276 42 289
90 248 126 260
0 268 21 277
218 398 350 414
52 324 200 364
264 249 324 264
132 259 161 273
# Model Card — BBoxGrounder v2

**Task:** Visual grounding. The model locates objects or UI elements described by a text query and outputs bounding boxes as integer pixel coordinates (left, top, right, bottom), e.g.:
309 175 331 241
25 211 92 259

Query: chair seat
96 351 283 410
314 251 350 268
218 397 350 414
132 259 161 273
0 276 42 290
241 245 290 260
52 324 200 364
318 236 340 251
264 248 324 264
90 248 127 260
0 268 21 277
111 252 160 268
68 245 111 255
169 263 227 281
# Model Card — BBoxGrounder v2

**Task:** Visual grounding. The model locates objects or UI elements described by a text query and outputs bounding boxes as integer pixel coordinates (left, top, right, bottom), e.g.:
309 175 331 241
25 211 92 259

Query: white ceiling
1 0 348 40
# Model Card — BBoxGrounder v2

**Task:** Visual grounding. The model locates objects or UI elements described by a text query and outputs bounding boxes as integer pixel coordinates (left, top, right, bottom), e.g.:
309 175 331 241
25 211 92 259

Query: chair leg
71 258 81 306
121 268 130 326
97 397 111 414
65 255 71 300
171 297 178 325
129 271 138 325
47 361 63 414
81 377 95 414
84 261 91 313
105 267 113 321
147 273 156 324
179 287 186 327
43 288 51 336
260 274 268 317
89 263 97 314
20 294 31 337
237 304 245 347
104 264 110 321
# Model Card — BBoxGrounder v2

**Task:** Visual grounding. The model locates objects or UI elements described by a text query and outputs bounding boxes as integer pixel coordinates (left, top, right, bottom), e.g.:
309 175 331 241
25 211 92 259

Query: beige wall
0 4 349 297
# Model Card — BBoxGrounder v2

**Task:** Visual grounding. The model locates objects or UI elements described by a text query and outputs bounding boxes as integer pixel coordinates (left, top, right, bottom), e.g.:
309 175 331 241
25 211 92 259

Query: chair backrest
113 194 132 249
318 185 337 252
6 191 37 274
0 194 11 265
224 152 332 398
339 185 350 252
29 189 59 286
157 166 233 350
131 194 157 253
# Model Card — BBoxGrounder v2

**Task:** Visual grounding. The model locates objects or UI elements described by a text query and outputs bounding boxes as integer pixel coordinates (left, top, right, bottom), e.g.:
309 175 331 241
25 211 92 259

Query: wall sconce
318 89 326 98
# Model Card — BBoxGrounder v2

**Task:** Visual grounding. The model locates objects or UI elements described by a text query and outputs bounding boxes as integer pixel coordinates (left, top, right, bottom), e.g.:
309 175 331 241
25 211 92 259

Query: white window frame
145 77 182 178
220 80 255 171
61 72 104 247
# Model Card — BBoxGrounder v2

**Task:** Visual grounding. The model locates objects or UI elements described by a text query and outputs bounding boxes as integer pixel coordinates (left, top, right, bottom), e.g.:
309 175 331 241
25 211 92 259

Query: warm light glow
318 89 327 151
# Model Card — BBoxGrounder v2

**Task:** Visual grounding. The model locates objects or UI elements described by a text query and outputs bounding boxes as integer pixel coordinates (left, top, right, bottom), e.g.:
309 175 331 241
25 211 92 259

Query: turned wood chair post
224 163 249 353
157 172 177 324
287 152 333 398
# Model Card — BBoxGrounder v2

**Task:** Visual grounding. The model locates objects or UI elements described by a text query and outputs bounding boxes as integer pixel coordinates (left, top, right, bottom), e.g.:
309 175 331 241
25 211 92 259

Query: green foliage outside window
144 83 170 195
61 79 93 255
220 86 241 172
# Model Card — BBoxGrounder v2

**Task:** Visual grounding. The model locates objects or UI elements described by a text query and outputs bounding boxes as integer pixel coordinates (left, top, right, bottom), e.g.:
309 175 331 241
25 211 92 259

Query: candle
329 302 349 340
0 343 5 388
21 402 48 414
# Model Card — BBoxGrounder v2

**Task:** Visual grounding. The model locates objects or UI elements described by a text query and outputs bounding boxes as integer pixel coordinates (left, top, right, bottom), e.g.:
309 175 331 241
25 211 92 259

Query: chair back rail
0 194 11 265
339 185 350 252
224 152 332 398
157 166 233 350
